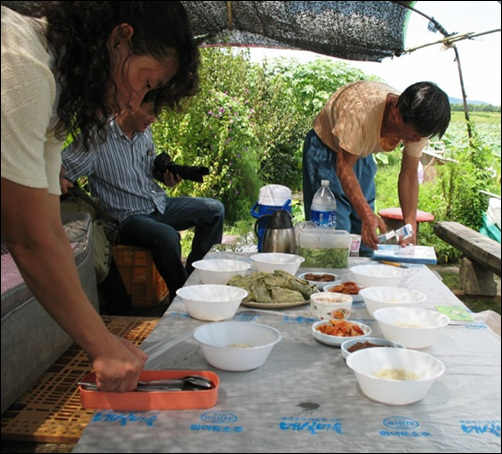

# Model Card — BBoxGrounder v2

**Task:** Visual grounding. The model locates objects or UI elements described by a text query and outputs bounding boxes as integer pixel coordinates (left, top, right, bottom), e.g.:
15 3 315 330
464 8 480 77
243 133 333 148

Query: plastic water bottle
311 180 337 228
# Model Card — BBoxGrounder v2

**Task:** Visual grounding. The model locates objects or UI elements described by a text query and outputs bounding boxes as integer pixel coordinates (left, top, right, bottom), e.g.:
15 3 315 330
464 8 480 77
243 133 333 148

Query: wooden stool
378 208 435 239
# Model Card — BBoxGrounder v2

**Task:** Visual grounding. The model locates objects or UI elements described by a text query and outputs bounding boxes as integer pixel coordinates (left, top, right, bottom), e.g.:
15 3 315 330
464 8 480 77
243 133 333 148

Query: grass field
450 110 501 124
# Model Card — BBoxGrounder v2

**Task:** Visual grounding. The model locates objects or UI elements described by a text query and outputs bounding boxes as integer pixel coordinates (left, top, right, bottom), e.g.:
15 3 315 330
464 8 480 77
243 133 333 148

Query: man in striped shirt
61 94 225 304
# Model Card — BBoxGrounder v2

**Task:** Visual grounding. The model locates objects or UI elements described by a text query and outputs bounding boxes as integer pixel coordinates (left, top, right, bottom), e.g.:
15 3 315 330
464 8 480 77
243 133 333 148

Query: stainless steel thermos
255 209 296 254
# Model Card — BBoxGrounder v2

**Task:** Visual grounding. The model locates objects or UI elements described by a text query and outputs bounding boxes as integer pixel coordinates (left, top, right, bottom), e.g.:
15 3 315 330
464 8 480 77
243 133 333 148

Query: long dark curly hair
9 1 199 148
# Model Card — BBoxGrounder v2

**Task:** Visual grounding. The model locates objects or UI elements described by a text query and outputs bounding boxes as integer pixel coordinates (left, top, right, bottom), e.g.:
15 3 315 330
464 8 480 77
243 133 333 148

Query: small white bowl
312 320 371 347
346 347 445 405
359 286 427 317
323 281 364 303
341 337 405 360
350 264 413 288
373 307 450 349
192 259 251 285
251 253 305 274
298 272 341 291
310 292 353 320
193 321 282 371
176 284 248 321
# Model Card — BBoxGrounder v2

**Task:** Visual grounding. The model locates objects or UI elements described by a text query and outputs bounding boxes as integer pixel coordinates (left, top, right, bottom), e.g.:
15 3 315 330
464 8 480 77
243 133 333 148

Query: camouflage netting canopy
182 1 415 62
1 1 416 61
2 1 415 62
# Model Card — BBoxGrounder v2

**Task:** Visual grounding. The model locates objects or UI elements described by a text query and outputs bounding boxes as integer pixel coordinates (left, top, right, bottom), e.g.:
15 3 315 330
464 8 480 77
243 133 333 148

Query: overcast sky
250 1 501 105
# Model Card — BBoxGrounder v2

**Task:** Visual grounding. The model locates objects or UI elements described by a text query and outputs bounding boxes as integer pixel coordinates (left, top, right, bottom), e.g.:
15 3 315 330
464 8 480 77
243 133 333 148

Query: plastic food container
297 222 351 268
79 370 219 411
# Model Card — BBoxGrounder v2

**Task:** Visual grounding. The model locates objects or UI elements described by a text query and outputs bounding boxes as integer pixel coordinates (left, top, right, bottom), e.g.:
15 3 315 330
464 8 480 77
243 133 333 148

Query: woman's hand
91 335 148 392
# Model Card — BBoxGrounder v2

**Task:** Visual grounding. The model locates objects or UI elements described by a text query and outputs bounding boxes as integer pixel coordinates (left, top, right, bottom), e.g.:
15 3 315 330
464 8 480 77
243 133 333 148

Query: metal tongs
78 375 215 392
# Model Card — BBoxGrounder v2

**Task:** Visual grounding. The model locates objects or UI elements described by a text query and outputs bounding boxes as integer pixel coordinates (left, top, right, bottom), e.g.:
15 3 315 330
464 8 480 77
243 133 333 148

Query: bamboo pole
393 2 482 140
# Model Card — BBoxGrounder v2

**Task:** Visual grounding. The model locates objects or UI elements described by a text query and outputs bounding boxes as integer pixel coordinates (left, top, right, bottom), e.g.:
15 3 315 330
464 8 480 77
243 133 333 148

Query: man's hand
60 176 74 195
336 148 385 250
163 171 182 187
361 212 387 250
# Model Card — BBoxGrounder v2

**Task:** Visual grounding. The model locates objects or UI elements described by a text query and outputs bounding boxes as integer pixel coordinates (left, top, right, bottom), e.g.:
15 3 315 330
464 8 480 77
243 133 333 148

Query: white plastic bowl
350 264 413 288
251 253 305 274
373 307 450 349
341 337 405 360
346 347 445 405
359 286 427 317
193 321 282 371
176 284 248 321
192 259 251 285
298 272 341 291
312 320 371 347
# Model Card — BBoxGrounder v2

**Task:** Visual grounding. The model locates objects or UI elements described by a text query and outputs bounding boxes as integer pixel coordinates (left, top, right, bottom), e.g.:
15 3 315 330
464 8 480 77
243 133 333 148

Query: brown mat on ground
0 316 159 444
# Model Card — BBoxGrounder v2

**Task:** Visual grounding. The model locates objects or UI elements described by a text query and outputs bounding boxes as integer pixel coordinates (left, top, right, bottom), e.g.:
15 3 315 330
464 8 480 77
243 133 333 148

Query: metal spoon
138 375 214 390
78 375 214 392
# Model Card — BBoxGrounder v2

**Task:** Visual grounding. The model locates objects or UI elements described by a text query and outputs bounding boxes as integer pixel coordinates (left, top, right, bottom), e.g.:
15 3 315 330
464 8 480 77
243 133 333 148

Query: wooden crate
112 246 168 306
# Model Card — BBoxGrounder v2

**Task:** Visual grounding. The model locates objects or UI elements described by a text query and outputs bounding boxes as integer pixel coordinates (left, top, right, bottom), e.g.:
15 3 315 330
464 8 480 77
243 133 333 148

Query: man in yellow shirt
303 81 450 255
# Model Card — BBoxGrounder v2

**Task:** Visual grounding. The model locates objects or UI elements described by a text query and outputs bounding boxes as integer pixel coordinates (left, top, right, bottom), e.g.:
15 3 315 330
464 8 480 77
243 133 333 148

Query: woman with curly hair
1 2 199 392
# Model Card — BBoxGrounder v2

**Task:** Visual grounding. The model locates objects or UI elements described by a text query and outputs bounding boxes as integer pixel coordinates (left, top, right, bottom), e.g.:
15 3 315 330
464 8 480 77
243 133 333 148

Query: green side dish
300 247 349 268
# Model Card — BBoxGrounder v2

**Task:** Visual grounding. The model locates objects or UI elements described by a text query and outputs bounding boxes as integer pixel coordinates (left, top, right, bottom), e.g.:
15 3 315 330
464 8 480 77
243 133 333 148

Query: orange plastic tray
79 370 219 411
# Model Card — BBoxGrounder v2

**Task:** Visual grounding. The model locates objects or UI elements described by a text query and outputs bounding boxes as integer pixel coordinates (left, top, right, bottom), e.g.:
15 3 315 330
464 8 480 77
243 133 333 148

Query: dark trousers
119 197 224 301
302 129 377 256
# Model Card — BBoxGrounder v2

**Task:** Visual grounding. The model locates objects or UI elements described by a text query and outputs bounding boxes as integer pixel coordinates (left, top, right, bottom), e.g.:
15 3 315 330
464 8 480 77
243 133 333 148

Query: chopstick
377 261 409 268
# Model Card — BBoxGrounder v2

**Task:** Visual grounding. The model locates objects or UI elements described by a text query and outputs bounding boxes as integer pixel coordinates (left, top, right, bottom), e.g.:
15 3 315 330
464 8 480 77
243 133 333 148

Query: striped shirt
62 120 167 223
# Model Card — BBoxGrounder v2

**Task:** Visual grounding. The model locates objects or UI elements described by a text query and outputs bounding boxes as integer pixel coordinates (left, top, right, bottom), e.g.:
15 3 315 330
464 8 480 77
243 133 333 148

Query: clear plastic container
311 180 337 228
297 222 350 268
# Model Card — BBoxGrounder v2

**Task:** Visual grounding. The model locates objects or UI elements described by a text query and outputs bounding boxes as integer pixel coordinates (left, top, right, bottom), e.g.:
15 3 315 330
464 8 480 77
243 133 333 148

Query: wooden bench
433 221 501 296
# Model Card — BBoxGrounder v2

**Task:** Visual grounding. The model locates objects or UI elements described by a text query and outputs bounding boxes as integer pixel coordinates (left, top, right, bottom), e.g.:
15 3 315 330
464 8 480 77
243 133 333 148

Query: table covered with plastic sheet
73 253 501 453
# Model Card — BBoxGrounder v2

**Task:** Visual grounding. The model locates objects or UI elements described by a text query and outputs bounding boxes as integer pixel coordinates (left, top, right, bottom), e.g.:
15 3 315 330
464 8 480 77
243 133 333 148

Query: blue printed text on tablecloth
459 420 501 437
166 311 190 319
380 431 431 437
279 417 344 435
282 316 317 324
464 322 488 330
233 312 261 322
191 424 244 433
92 410 157 427
380 416 430 438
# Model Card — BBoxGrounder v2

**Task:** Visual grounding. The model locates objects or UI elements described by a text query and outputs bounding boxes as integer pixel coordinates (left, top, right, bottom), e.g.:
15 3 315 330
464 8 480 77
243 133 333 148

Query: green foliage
435 129 500 230
255 59 378 190
375 115 501 263
150 47 500 262
152 49 376 221
450 103 501 113
152 49 263 224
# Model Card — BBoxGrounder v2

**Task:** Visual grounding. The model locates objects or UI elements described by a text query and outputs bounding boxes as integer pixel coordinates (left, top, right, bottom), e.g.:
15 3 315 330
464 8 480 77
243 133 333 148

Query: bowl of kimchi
323 281 364 304
312 319 371 347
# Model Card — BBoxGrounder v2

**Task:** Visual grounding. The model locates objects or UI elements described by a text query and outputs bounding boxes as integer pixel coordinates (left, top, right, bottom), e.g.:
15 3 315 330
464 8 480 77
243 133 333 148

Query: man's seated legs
118 198 224 302
159 197 224 274
172 197 225 274
119 213 187 303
